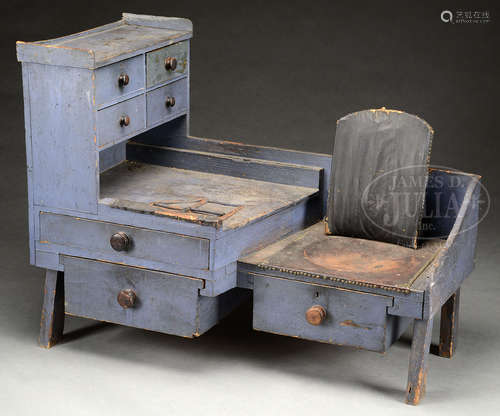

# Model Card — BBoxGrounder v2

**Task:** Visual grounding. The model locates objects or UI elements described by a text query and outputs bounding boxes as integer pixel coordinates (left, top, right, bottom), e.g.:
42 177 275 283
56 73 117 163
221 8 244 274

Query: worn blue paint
97 94 146 148
421 168 473 240
239 170 480 320
146 77 188 126
95 54 145 106
27 63 98 215
64 256 202 337
33 189 318 286
127 142 323 189
39 269 64 348
133 133 332 216
39 212 211 269
15 14 332 354
18 15 481 406
16 15 193 68
214 194 321 269
63 256 249 337
421 172 481 319
240 164 480 405
253 273 398 352
17 15 195 271
99 141 127 173
122 13 193 32
146 41 189 87
21 63 36 264
406 317 434 405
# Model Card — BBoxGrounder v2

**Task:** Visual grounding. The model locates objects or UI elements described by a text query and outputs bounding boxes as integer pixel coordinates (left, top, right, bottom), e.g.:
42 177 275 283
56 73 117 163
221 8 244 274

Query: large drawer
39 213 209 270
95 55 145 106
63 257 247 337
96 94 146 148
146 77 188 127
146 41 188 87
253 274 409 352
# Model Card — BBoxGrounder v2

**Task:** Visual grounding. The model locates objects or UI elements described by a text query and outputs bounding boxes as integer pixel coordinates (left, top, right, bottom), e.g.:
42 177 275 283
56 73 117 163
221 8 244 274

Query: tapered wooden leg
439 289 460 358
405 317 434 405
39 270 65 348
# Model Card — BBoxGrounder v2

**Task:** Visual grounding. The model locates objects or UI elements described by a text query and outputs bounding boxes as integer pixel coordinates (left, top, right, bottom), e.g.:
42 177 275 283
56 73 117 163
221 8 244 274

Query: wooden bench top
241 222 445 290
100 161 318 230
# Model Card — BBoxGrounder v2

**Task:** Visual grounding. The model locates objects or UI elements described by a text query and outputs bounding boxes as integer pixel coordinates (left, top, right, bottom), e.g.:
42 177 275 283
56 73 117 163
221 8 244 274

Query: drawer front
63 256 204 336
253 274 394 352
97 95 145 148
146 78 188 127
40 213 210 269
95 55 145 105
146 41 188 87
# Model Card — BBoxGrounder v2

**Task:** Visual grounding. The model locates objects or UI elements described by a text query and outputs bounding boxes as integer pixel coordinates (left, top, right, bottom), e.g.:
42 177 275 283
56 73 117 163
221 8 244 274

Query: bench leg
39 270 65 348
405 317 434 405
439 289 460 358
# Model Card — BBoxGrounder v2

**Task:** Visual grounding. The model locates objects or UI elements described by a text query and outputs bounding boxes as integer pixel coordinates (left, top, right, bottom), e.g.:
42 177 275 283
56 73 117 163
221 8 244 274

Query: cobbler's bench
17 13 328 337
17 13 480 405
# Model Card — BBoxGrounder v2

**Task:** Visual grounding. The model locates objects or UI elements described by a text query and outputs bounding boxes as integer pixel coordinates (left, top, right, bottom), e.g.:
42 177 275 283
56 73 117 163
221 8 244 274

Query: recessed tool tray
100 161 319 230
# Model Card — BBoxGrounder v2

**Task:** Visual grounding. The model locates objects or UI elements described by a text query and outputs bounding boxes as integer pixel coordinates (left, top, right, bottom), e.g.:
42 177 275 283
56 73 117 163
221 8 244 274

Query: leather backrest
326 108 433 248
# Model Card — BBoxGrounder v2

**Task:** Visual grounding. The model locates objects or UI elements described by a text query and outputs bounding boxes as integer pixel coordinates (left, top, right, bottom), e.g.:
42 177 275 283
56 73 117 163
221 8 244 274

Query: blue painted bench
17 14 480 406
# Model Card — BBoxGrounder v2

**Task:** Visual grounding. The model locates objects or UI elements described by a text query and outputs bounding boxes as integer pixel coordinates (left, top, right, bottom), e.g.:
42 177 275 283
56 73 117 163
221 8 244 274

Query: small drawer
146 41 188 87
253 274 407 352
63 256 203 336
96 95 145 148
95 55 145 105
39 213 210 270
146 77 188 127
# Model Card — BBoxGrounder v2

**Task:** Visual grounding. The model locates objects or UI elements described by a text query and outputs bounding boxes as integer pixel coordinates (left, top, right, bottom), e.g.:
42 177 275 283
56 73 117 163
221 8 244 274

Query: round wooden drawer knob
306 305 327 325
110 232 131 251
165 56 177 71
165 96 176 108
117 289 137 309
118 73 130 87
119 115 130 127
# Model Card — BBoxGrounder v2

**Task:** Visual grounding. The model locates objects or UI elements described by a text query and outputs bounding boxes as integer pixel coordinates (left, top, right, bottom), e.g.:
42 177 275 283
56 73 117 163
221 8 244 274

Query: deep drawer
63 257 249 337
146 77 188 127
39 213 210 270
64 256 203 336
96 94 145 148
95 55 145 105
146 41 188 87
253 274 408 352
